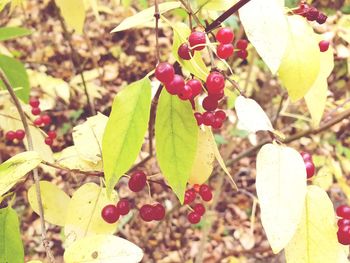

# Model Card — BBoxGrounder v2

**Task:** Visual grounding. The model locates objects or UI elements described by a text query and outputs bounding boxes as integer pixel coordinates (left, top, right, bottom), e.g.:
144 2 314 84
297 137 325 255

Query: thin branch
154 0 160 64
179 0 204 28
148 85 163 157
0 69 56 263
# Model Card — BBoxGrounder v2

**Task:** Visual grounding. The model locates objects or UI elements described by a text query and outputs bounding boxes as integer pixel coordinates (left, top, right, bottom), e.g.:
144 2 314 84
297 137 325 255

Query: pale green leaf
278 16 320 101
0 151 42 197
55 0 86 34
198 0 238 11
0 207 24 263
28 181 70 226
0 27 31 41
102 77 151 195
155 91 198 203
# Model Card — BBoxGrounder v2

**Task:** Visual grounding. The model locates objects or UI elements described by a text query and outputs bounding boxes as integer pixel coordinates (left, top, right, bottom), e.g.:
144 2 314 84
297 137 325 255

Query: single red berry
193 203 206 216
216 28 234 44
29 97 40 108
194 112 203 126
178 85 193 100
5 131 16 141
189 31 206 51
47 131 57 139
236 39 248 50
337 225 350 245
316 13 327 24
139 204 154 222
202 111 215 126
193 184 200 193
305 161 315 179
41 115 51 126
208 89 224 101
337 205 350 219
237 49 248 60
31 107 41 116
44 137 53 146
178 43 194 60
300 152 312 162
155 62 175 84
184 189 196 204
206 72 225 94
15 129 25 140
211 117 223 129
199 184 213 202
153 203 166 221
338 218 350 228
187 211 201 224
116 199 130 216
187 79 202 98
319 40 330 52
217 43 234 59
128 170 147 192
215 110 226 121
306 7 319 21
101 204 120 224
166 74 185 95
202 96 218 111
33 117 43 126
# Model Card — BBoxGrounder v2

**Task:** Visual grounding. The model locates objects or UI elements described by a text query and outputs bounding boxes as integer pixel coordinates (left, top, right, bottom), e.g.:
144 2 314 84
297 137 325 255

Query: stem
179 0 204 28
148 85 163 157
80 72 96 116
154 0 160 64
0 69 56 263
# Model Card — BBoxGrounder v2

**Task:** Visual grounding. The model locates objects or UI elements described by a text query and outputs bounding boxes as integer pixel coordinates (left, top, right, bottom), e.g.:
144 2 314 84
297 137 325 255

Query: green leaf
0 55 30 103
102 77 152 195
197 0 237 11
155 91 198 203
0 151 42 197
0 207 24 263
111 1 181 33
278 16 320 101
0 27 31 41
55 0 86 34
170 21 209 81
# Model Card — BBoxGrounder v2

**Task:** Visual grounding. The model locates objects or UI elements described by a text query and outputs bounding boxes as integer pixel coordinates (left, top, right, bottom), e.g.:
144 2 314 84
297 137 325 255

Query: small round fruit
300 152 312 162
29 97 40 108
47 131 57 139
193 203 206 216
34 117 43 126
215 110 226 121
305 161 315 179
236 39 248 50
128 170 147 192
208 89 224 101
194 112 203 126
153 203 166 221
166 74 185 95
139 204 154 222
199 184 213 202
216 28 234 44
193 184 200 193
5 131 16 141
15 129 25 140
187 79 202 98
202 111 215 126
31 107 41 116
336 205 350 219
184 189 196 204
116 199 130 216
44 137 53 146
178 43 194 60
178 85 193 100
206 72 225 94
337 225 350 245
217 43 234 59
316 13 327 24
189 31 206 51
237 49 248 60
187 212 201 224
211 117 223 129
202 96 218 111
101 204 120 224
41 115 51 126
338 218 350 228
319 40 330 52
306 7 319 21
155 62 175 84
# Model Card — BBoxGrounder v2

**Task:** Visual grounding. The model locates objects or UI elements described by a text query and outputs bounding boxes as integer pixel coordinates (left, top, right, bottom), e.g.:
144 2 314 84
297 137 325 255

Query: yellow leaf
312 166 333 191
0 151 42 196
64 183 118 247
28 181 70 226
256 143 307 253
64 234 143 263
285 185 349 263
55 0 85 34
278 16 320 101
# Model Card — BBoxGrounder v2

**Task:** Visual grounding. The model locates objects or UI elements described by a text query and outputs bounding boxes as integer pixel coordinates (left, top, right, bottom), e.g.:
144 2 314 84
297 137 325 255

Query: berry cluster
184 184 213 224
139 203 165 222
336 205 350 245
178 31 206 61
235 39 249 60
300 152 315 179
294 2 328 24
101 199 131 224
216 28 234 60
5 129 25 142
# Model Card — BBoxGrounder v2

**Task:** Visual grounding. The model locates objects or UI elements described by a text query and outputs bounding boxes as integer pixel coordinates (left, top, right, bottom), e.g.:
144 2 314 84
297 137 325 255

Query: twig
148 85 163 157
179 0 204 28
0 69 56 263
154 0 160 64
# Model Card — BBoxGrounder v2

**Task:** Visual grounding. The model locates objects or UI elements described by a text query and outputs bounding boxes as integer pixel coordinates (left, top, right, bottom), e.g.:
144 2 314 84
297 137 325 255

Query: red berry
153 203 165 221
337 205 350 219
184 189 196 204
41 115 51 126
202 111 215 126
306 7 319 21
101 204 120 224
300 152 312 162
211 117 223 129
155 62 175 84
5 131 16 141
139 204 154 222
166 74 185 95
31 107 41 116
116 199 130 216
128 170 147 192
208 89 224 101
217 43 234 59
199 184 213 202
194 112 203 126
237 49 248 60
305 161 315 179
206 72 225 94
187 211 201 224
317 13 327 24
178 84 193 100
193 184 200 193
34 117 43 126
236 39 248 50
338 218 350 228
44 137 53 146
29 97 40 108
216 28 234 44
337 225 350 245
189 31 206 51
187 79 202 98
202 96 218 111
178 43 194 60
319 40 330 52
47 131 57 139
193 203 205 216
215 110 226 121
15 129 25 140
